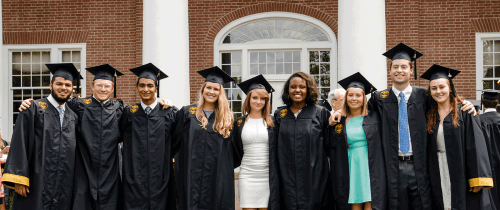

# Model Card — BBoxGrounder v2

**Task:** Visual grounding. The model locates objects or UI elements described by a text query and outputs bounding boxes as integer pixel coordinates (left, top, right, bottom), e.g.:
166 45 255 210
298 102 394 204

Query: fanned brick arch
205 2 338 42
189 2 338 102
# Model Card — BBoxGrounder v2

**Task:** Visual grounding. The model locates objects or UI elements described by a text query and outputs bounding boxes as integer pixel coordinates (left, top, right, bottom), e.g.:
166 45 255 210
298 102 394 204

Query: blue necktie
399 92 410 154
58 105 64 128
145 106 152 115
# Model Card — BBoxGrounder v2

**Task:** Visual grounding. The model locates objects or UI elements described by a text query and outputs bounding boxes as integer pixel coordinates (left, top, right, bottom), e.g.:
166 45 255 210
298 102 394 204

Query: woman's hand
159 99 173 109
15 184 30 197
329 111 342 126
470 186 483 193
19 99 34 112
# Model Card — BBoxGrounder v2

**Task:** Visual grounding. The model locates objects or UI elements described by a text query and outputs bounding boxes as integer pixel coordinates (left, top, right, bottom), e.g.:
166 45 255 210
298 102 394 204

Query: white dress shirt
485 108 498 113
392 85 413 156
92 95 109 104
141 98 158 113
47 94 66 112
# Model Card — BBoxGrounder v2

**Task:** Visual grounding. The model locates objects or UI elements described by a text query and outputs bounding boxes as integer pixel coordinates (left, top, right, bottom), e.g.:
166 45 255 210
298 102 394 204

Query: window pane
12 76 21 87
250 64 258 75
12 64 21 75
62 51 71 62
42 76 51 86
232 52 242 64
221 53 231 64
267 52 275 63
32 76 41 87
259 52 266 63
484 40 493 52
285 63 293 74
42 51 50 62
276 51 284 62
320 63 330 74
13 90 22 100
495 40 500 52
13 102 20 113
259 64 267 74
484 53 493 65
293 51 301 62
293 63 300 72
484 66 493 78
284 51 293 62
22 52 31 63
32 63 41 75
23 90 32 99
42 64 50 74
12 52 21 63
250 52 258 63
310 63 319 74
267 63 276 74
495 53 500 65
495 66 500 78
276 63 284 74
321 51 330 62
22 76 31 87
30 52 40 64
232 65 241 77
33 89 42 100
310 51 319 62
222 65 231 76
484 80 493 89
22 64 31 75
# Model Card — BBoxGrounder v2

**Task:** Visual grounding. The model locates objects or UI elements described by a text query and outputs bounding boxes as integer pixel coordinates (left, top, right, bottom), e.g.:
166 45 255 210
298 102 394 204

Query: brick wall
2 0 143 105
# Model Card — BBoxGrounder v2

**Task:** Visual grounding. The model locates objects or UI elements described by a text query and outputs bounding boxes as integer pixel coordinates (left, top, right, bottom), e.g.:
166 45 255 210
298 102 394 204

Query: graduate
69 64 125 210
172 66 235 210
422 64 493 210
478 89 500 210
232 75 277 210
272 72 332 210
330 72 387 210
121 63 178 210
2 63 81 210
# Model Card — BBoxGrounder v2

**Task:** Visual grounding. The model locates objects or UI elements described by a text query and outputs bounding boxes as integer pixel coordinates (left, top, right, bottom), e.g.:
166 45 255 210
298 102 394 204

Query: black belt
399 155 413 161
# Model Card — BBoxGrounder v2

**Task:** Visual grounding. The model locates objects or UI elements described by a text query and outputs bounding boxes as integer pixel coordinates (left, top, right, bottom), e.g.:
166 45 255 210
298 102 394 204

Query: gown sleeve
171 106 187 156
2 105 36 189
463 111 494 188
231 119 243 168
268 111 281 210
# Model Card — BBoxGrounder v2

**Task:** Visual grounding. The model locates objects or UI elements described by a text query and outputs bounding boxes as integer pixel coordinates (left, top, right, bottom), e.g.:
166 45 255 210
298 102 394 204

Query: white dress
437 124 452 210
238 118 270 208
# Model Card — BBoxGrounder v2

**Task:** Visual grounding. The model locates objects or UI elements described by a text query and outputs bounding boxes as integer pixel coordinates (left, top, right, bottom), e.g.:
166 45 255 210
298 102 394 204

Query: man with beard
121 63 177 210
17 64 173 210
2 63 82 210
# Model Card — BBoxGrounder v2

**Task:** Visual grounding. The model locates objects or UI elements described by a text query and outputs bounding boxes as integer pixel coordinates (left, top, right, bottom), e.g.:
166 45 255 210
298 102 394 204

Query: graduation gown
367 87 433 210
272 104 332 210
69 96 125 210
479 111 500 210
231 116 279 210
2 98 78 210
121 103 178 210
428 105 493 209
330 112 387 210
172 104 235 210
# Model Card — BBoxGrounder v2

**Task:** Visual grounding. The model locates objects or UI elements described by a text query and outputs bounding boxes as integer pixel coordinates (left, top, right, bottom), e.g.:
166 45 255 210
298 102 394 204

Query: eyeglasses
95 84 113 90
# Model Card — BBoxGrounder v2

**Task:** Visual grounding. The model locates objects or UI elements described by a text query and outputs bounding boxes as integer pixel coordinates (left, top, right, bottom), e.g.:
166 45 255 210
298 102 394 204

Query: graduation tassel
414 52 417 80
113 75 117 98
157 80 160 98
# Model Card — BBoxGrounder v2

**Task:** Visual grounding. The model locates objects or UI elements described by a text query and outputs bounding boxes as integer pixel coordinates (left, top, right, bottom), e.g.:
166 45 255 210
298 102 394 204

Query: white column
143 0 190 106
338 0 387 90
0 0 6 141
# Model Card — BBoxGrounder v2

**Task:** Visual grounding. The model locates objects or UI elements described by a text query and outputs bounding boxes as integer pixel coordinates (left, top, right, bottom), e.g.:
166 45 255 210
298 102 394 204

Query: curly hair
425 80 463 134
196 82 234 138
281 72 320 106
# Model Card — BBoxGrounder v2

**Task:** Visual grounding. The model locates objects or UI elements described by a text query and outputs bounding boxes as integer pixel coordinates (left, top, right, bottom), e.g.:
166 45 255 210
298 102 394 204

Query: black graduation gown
272 104 332 210
428 106 494 210
330 112 387 210
231 116 279 210
172 104 235 210
69 96 125 210
368 87 433 210
121 103 178 210
2 97 78 210
479 111 500 210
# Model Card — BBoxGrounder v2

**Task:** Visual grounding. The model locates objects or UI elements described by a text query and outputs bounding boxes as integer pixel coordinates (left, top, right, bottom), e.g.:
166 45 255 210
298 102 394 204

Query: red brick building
1 0 499 140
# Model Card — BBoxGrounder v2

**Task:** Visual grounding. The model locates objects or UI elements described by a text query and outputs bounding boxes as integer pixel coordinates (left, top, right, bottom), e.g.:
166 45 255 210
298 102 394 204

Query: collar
47 94 65 111
92 95 109 104
141 98 158 111
392 85 412 101
485 108 498 113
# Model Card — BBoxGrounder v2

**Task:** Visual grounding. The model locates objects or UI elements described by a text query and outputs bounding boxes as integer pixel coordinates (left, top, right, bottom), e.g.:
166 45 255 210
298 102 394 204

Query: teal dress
346 116 371 204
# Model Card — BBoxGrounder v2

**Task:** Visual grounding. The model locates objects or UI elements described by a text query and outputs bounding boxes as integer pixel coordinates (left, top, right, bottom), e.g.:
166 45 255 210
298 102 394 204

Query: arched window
214 12 337 117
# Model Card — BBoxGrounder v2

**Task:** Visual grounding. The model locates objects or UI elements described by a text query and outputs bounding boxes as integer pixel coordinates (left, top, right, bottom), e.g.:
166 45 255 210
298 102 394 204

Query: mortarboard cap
383 42 423 80
420 64 461 97
198 66 234 85
317 95 332 111
479 89 500 100
46 63 83 94
237 74 274 94
338 72 377 95
86 64 125 98
130 63 168 97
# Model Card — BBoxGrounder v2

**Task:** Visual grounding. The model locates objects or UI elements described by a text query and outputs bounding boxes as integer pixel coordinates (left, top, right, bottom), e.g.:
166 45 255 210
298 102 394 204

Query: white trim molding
475 32 500 100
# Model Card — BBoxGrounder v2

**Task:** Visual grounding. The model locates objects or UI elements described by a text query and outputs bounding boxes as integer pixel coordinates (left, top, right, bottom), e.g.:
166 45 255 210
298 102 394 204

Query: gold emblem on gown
380 90 389 99
84 98 92 104
189 107 197 114
237 119 242 127
280 109 287 117
335 124 343 134
130 105 139 113
39 102 48 109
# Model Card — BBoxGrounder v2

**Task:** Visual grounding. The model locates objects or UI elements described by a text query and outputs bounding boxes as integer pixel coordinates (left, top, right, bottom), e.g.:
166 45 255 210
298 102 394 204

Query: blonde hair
341 88 368 117
241 89 274 127
196 82 234 138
